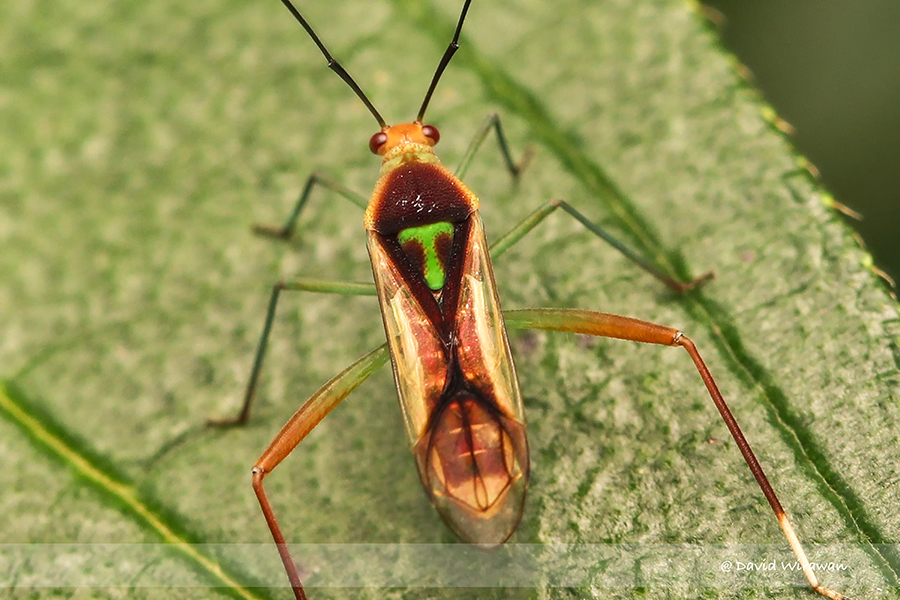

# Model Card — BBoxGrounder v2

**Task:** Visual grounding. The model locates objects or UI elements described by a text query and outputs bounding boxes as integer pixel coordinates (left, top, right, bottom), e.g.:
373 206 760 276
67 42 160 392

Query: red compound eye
369 131 388 154
421 124 440 145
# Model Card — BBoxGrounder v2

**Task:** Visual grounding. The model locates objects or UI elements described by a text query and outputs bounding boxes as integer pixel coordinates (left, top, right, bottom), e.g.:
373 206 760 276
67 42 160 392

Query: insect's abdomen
414 388 528 545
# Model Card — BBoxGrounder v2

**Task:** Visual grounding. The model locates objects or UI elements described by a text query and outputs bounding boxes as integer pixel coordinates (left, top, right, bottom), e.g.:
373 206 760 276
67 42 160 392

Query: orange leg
252 344 389 600
503 308 848 600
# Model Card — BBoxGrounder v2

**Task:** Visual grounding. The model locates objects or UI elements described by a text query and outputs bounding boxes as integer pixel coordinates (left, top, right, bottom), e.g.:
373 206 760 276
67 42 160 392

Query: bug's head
369 122 440 162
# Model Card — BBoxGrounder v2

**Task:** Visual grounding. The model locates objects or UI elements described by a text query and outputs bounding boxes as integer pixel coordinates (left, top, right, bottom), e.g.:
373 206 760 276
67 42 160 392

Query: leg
502 308 847 600
490 200 713 293
208 278 377 427
253 343 390 600
455 113 534 182
253 172 368 240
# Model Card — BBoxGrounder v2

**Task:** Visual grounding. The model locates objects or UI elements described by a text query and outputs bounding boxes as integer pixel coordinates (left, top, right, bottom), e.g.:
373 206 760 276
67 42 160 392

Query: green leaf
2 0 898 599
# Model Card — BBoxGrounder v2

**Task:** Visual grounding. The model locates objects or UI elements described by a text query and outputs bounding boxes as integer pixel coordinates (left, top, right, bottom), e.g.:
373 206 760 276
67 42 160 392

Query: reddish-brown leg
503 308 848 600
251 344 389 600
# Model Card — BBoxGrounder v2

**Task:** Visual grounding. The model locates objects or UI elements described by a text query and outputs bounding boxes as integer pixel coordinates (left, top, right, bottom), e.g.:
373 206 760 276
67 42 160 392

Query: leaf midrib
0 382 268 600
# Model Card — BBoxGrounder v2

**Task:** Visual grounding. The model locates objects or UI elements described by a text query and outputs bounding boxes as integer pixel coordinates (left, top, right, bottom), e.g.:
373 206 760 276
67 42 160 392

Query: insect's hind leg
502 308 848 600
253 172 368 241
252 342 389 600
208 278 377 427
491 200 713 293
455 113 535 182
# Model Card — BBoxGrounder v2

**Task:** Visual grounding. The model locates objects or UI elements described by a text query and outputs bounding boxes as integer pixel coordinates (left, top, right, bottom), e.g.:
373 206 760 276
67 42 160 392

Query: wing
368 211 528 545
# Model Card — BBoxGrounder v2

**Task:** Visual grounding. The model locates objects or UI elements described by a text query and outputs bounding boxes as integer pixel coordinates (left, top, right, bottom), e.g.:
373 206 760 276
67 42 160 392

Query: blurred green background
705 0 900 285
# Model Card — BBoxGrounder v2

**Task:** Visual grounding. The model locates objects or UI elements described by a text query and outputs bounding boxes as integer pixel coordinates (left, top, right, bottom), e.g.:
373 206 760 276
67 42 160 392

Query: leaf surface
1 0 898 598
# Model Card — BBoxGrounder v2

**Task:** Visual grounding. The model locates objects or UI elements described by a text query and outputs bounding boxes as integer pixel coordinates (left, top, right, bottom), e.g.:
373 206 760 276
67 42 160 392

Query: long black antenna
279 0 387 128
416 0 473 123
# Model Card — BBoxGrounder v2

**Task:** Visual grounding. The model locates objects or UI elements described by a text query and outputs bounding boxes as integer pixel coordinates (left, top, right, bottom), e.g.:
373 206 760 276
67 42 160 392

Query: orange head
369 122 441 165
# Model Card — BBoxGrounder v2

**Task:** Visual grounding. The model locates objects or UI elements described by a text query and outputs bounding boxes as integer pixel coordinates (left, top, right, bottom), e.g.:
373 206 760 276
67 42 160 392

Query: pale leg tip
813 584 850 600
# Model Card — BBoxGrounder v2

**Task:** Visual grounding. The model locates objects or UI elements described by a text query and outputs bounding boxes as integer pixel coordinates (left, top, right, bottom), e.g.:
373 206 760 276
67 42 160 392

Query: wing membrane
368 232 447 445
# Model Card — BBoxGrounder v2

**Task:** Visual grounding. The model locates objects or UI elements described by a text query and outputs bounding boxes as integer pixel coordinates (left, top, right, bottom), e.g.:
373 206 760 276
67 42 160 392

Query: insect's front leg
208 278 376 427
253 172 368 241
502 308 848 600
252 343 389 600
455 113 535 182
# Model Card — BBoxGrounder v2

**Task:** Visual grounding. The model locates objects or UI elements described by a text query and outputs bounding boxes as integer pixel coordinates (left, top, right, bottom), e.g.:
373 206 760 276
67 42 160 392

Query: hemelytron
211 1 850 598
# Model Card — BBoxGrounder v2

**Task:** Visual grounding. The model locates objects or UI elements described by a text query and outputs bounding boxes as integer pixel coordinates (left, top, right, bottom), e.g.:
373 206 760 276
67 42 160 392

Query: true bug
211 1 849 598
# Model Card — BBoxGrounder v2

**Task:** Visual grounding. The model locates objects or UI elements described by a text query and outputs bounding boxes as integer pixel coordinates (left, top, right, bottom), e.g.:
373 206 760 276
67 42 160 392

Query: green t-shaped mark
397 221 455 291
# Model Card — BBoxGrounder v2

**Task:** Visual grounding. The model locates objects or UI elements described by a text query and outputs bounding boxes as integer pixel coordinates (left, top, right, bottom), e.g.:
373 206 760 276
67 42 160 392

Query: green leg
490 200 713 293
453 114 708 292
253 172 368 240
502 308 846 600
252 343 389 600
455 113 534 182
208 278 376 427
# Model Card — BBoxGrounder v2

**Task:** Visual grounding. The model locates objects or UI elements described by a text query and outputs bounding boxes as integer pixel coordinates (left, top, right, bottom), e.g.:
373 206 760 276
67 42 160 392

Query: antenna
279 0 387 128
416 0 473 123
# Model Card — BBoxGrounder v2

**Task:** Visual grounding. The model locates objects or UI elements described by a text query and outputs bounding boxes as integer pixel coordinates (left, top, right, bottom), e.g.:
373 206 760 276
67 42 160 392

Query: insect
211 1 849 598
